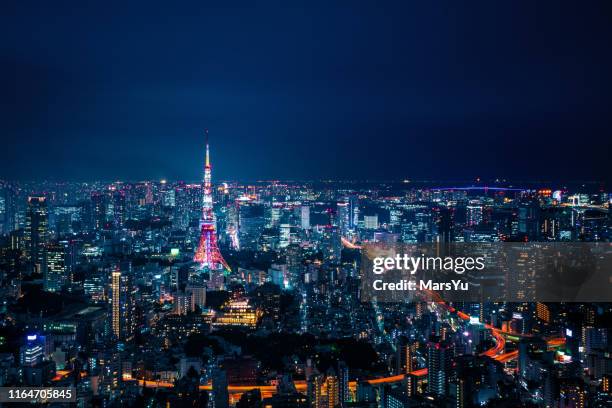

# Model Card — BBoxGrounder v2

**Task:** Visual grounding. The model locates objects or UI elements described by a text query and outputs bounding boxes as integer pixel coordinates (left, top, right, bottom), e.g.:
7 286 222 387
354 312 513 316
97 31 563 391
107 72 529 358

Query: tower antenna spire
205 129 210 167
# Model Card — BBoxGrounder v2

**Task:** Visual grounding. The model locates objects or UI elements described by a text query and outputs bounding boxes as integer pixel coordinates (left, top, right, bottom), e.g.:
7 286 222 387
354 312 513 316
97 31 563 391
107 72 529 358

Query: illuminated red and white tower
194 130 230 272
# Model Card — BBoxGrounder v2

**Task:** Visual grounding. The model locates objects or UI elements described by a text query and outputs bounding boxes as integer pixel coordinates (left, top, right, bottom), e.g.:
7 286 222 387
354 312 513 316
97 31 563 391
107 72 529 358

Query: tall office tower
186 284 207 309
44 241 68 292
348 195 358 230
212 368 229 408
20 334 46 367
337 201 349 236
0 187 7 234
543 370 559 408
517 200 541 240
91 192 107 230
517 337 548 381
307 374 325 408
436 206 453 243
301 204 311 230
111 265 134 341
415 302 424 319
321 225 341 263
170 265 189 291
325 370 339 408
356 381 376 403
160 180 176 208
451 379 467 408
25 196 48 273
405 373 419 397
396 337 415 374
427 339 453 397
174 290 193 315
194 130 230 271
112 190 126 228
337 361 349 407
99 349 120 398
238 202 266 250
279 223 292 248
269 203 281 227
363 214 378 230
466 200 483 226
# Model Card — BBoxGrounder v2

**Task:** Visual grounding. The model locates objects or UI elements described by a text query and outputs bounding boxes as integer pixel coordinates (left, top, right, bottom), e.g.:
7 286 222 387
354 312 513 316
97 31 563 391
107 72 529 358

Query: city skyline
1 3 611 407
0 138 610 406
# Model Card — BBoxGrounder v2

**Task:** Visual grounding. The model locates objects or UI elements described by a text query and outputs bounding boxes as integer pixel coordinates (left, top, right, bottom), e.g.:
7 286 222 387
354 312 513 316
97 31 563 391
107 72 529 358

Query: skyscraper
320 225 341 264
427 339 453 397
174 290 193 315
396 337 415 374
212 368 229 408
112 190 126 228
363 214 378 230
336 201 348 236
44 241 68 292
111 265 135 341
25 196 48 273
301 205 310 230
20 334 45 367
337 361 349 407
194 130 230 271
186 284 207 310
325 370 339 408
91 192 107 230
348 195 358 231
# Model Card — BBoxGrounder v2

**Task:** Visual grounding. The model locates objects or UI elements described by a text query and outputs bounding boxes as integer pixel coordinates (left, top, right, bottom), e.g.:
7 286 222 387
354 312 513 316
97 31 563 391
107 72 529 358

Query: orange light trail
341 237 362 249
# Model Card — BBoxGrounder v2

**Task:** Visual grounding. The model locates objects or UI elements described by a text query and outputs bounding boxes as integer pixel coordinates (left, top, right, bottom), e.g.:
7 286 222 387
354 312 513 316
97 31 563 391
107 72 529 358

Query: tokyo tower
194 130 230 272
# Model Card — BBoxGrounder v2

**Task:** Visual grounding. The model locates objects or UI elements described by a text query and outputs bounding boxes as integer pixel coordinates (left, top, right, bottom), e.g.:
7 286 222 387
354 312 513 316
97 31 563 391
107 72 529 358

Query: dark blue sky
2 2 611 182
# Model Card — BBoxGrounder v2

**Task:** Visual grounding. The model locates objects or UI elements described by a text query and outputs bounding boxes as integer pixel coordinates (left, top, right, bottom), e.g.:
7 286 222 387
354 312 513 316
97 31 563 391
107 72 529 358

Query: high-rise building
91 192 107 230
451 378 467 408
325 370 339 408
238 202 266 251
186 284 206 310
427 339 453 397
536 302 551 323
356 381 376 403
112 190 126 228
396 337 415 374
25 196 48 273
363 214 378 230
301 205 311 230
111 265 135 341
404 373 419 397
44 241 68 292
170 265 189 291
337 361 349 407
466 200 483 226
0 185 16 234
348 195 358 230
337 201 349 236
279 223 292 248
320 225 341 263
307 373 326 408
212 368 229 408
20 334 46 367
174 290 193 315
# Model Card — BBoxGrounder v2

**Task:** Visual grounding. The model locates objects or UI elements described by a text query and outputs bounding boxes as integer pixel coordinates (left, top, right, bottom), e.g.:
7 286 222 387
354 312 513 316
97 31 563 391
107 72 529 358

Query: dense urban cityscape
0 138 610 408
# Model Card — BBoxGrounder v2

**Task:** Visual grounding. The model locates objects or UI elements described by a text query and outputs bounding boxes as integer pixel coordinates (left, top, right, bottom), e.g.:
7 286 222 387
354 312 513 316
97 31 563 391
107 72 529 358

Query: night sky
2 2 611 183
